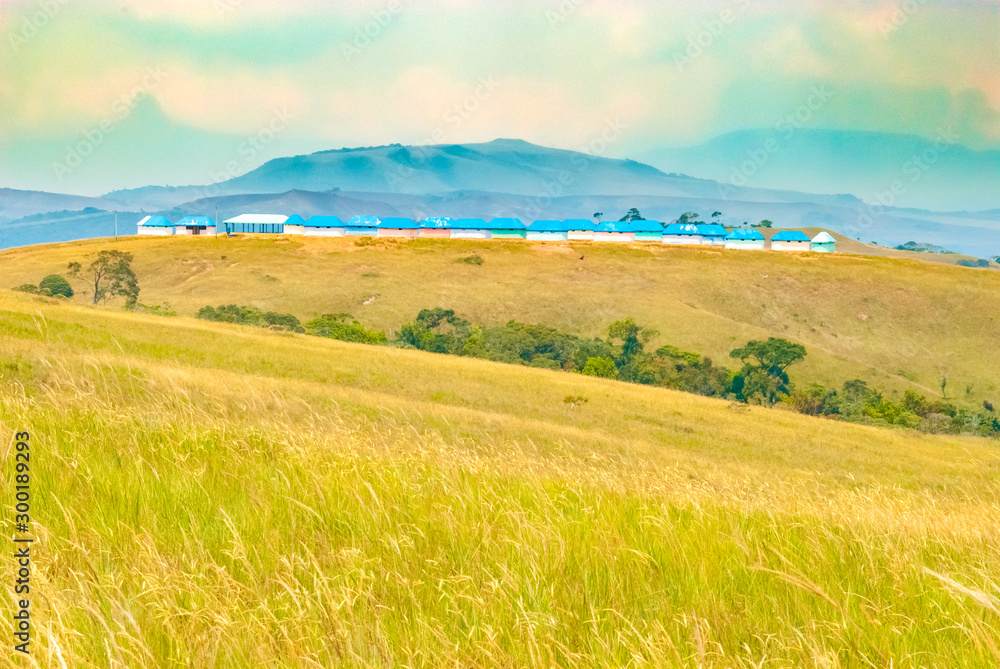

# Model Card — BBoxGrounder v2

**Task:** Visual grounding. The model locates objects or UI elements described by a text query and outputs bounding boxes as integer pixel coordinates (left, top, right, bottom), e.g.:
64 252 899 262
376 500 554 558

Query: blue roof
489 218 526 230
595 221 634 233
771 230 811 242
421 217 454 229
697 224 728 237
725 228 765 241
564 219 596 231
304 216 345 228
379 217 418 229
177 216 215 227
529 220 570 232
139 215 173 228
347 215 381 228
452 218 490 230
664 223 703 236
283 215 306 227
630 219 664 233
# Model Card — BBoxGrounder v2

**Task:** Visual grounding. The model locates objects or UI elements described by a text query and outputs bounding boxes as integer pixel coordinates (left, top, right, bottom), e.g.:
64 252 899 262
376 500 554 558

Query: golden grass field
1 282 1000 667
1 233 998 406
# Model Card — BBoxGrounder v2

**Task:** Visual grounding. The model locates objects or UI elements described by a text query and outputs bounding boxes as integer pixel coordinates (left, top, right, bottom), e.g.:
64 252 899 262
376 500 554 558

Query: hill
2 286 999 666
3 234 998 409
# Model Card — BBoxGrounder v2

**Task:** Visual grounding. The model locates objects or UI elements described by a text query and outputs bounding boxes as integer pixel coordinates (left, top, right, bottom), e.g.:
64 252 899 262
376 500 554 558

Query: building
452 219 492 240
223 214 287 234
378 217 419 239
137 215 174 236
697 224 728 246
283 215 306 235
527 220 570 241
662 223 704 245
724 228 766 250
771 230 812 252
631 220 664 243
175 216 216 236
346 216 380 237
565 219 596 241
303 216 347 237
811 231 837 253
488 218 527 239
420 217 453 238
594 221 635 243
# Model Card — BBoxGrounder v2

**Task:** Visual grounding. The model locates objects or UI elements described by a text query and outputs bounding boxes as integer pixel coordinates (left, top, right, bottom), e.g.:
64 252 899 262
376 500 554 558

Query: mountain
638 129 1000 213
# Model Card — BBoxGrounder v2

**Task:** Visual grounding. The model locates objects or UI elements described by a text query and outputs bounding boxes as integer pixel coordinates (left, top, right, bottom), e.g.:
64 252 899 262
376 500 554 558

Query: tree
39 274 73 298
581 357 618 379
730 337 807 404
68 250 139 306
711 211 722 220
753 220 774 229
608 318 658 363
674 212 701 226
619 208 645 222
593 212 604 222
305 313 387 345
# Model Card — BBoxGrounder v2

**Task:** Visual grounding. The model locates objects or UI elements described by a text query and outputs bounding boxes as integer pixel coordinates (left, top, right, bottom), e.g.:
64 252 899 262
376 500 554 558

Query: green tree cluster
305 314 387 345
196 305 304 333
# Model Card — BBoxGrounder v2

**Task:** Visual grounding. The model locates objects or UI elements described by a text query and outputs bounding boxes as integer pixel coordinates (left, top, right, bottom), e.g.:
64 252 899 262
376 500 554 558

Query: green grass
2 234 998 410
2 290 1000 667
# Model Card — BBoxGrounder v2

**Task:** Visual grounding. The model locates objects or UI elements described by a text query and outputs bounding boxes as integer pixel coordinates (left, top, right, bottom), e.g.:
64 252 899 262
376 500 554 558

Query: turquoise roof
725 228 765 241
283 215 306 226
595 221 633 233
564 219 596 231
347 216 381 228
697 224 728 237
630 219 664 233
489 218 526 230
304 216 345 228
772 230 811 242
664 223 702 235
529 220 570 232
452 218 490 230
177 216 215 227
139 215 173 228
421 217 454 229
379 217 418 229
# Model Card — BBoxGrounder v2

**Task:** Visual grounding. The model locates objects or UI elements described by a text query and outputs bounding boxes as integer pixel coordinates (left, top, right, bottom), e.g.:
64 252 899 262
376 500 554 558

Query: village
137 214 837 252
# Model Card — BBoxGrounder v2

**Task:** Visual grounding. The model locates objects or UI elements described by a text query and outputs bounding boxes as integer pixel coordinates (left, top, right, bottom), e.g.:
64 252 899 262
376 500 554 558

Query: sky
0 0 997 195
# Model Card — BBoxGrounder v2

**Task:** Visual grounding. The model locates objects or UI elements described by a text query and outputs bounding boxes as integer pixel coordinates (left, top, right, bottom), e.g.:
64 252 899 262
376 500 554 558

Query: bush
13 284 40 294
581 357 619 379
196 305 304 333
305 314 387 345
457 254 484 266
39 274 73 298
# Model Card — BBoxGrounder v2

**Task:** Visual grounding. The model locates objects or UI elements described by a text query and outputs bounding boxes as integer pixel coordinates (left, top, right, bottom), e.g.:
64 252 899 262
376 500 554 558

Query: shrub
39 274 73 298
457 254 484 266
196 305 304 333
13 284 40 294
305 314 387 345
581 357 618 379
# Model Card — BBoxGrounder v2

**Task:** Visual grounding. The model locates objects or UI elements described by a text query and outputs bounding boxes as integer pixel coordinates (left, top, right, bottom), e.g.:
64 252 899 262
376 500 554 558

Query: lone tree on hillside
619 208 645 222
39 274 74 298
711 211 722 220
730 337 807 405
68 250 139 307
608 318 658 363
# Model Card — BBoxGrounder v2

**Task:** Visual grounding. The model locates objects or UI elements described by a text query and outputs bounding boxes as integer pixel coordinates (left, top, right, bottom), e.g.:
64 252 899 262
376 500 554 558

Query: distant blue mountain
638 129 1000 213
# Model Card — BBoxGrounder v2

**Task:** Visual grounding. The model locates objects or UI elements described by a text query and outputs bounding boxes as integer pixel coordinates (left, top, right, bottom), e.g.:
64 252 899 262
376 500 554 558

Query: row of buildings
137 215 837 252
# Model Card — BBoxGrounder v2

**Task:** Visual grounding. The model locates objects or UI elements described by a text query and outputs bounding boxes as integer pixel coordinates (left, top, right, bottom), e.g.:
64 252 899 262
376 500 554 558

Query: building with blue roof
811 231 836 253
662 223 704 246
223 214 287 234
175 216 216 236
302 216 346 237
565 219 596 241
630 220 664 243
137 215 174 236
283 215 306 235
452 218 492 240
527 220 570 242
594 221 635 243
420 217 454 239
724 228 766 250
771 230 812 251
345 216 380 237
488 218 527 239
697 224 728 246
378 217 419 239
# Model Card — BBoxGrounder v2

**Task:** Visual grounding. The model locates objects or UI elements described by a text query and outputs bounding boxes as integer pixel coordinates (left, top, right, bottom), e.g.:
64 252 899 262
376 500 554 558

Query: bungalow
631 220 664 243
223 214 287 234
594 221 635 243
488 218 527 239
175 216 216 236
697 224 728 246
724 228 766 250
420 217 454 239
283 215 306 235
811 231 837 253
565 219 596 241
378 217 419 239
771 230 812 252
346 215 380 237
662 223 704 245
137 215 174 236
452 219 492 240
303 216 347 237
527 220 570 242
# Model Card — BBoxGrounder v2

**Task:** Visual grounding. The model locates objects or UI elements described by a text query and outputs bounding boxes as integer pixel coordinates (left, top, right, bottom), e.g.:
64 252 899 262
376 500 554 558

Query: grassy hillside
2 234 999 408
2 289 1000 667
